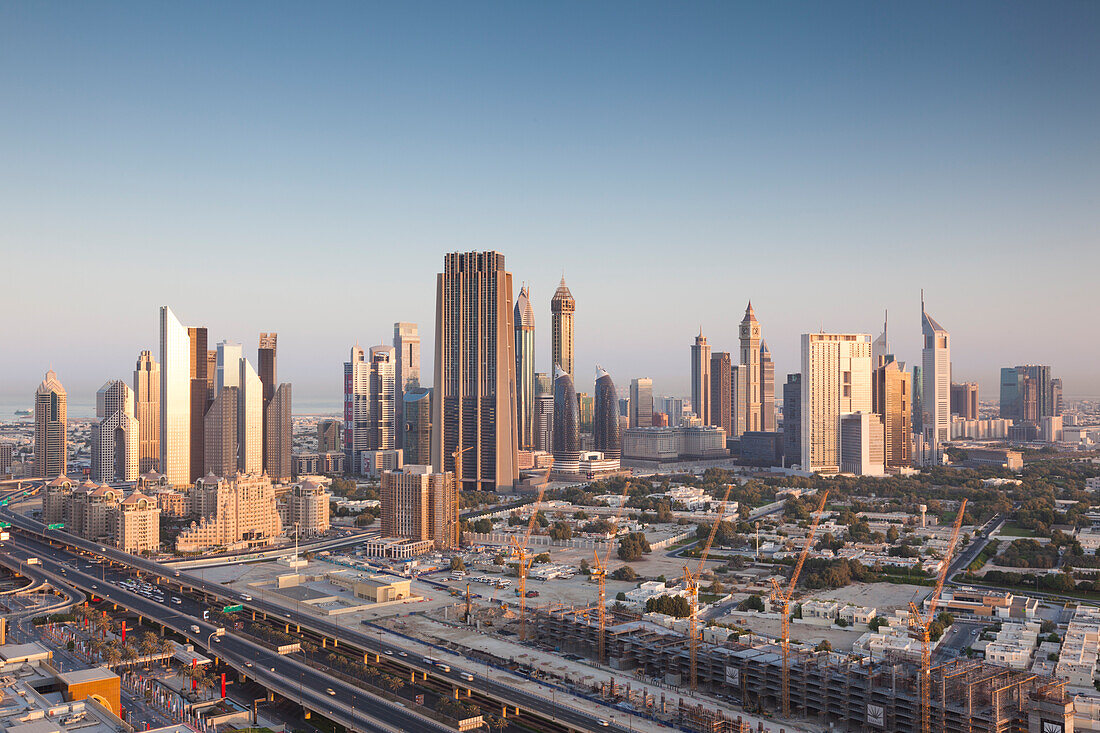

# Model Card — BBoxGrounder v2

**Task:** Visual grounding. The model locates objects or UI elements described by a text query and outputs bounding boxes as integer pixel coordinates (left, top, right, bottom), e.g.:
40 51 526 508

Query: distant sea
0 399 340 420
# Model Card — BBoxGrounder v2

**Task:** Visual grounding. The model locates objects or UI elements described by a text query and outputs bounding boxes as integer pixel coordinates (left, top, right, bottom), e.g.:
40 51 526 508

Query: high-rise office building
514 286 536 449
911 365 923 437
381 466 458 549
159 306 191 486
950 382 979 420
188 327 209 483
629 378 653 429
578 393 595 432
393 322 420 449
782 374 802 467
761 341 776 432
369 345 397 452
873 358 912 471
738 302 763 433
920 296 950 465
533 394 554 454
34 369 67 479
317 420 341 453
258 333 277 405
91 380 139 483
593 366 621 460
215 341 242 392
839 412 886 476
550 277 575 380
690 331 711 425
710 352 732 435
663 397 684 427
1000 365 1057 421
402 387 432 466
552 366 580 462
344 345 369 473
204 386 238 478
431 251 520 492
1051 378 1063 417
730 364 748 438
800 333 873 473
133 351 160 474
872 312 890 368
238 358 263 474
264 383 292 481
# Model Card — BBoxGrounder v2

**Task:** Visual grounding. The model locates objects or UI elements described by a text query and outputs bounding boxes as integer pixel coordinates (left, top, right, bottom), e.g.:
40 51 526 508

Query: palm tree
139 632 159 657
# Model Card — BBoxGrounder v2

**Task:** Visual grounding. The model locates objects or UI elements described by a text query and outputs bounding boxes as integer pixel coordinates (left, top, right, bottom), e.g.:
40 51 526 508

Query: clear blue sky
3 1 1098 411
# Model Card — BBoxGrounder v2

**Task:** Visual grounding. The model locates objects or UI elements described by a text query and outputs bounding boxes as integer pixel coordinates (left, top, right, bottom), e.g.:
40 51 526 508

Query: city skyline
4 3 1100 406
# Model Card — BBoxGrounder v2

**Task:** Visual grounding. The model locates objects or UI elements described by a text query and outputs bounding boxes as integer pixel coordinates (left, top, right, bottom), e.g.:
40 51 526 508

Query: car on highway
326 688 336 696
245 662 253 667
598 721 610 727
438 664 450 672
171 597 181 604
190 624 200 633
460 673 474 681
398 651 407 657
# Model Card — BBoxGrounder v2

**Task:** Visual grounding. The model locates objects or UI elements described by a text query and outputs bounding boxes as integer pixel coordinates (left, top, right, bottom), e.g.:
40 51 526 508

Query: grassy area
998 523 1036 537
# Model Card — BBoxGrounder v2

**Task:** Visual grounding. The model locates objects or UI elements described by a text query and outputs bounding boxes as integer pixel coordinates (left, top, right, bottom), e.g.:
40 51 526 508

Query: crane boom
770 489 829 719
909 498 967 733
684 484 733 690
594 480 633 665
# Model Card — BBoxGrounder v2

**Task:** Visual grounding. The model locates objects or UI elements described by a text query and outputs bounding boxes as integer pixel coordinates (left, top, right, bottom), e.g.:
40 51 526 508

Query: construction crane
908 498 967 733
591 480 633 665
768 489 829 719
451 446 475 548
682 483 733 691
510 458 553 640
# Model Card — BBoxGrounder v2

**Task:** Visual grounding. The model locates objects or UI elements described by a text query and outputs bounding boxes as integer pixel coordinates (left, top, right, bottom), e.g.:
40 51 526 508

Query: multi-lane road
1 503 643 733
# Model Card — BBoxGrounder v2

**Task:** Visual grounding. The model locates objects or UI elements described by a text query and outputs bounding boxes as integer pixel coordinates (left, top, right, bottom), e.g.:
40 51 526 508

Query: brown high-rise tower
187 326 209 482
431 251 519 492
34 369 67 478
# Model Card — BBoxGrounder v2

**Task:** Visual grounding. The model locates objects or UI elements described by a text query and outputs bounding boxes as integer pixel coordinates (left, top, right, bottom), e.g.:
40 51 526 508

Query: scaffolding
533 607 1072 732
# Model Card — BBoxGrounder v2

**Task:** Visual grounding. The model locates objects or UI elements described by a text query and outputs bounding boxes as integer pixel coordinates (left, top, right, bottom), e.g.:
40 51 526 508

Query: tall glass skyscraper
593 366 621 460
552 366 580 462
921 295 950 465
514 286 535 449
159 306 191 486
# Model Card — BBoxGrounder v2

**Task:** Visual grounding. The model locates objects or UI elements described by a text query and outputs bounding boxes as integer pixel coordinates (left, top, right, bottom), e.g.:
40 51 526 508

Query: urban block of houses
979 621 1040 670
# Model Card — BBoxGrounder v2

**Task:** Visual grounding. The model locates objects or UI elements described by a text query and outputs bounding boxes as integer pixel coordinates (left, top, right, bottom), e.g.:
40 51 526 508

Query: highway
1 505 643 732
6 529 446 733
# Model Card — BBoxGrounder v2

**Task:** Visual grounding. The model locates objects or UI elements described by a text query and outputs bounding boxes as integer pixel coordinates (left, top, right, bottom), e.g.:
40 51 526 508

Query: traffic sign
47 523 65 529
222 604 244 613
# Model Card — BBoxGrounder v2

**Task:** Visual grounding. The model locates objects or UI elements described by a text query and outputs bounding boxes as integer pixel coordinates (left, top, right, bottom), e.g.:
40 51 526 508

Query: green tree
549 521 573 541
610 565 637 581
617 532 651 561
450 556 466 571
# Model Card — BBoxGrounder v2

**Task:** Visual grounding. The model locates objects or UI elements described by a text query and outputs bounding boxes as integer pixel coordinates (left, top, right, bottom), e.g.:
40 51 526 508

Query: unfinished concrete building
534 606 1073 733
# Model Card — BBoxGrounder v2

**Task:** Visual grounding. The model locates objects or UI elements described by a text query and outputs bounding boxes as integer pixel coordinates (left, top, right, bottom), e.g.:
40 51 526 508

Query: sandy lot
804 582 931 616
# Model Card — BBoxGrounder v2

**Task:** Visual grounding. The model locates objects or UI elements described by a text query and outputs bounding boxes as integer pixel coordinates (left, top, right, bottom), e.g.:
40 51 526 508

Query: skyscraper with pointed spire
34 369 67 479
872 311 890 368
690 330 711 425
550 276 575 380
737 301 775 433
514 285 536 449
872 313 912 472
921 292 950 465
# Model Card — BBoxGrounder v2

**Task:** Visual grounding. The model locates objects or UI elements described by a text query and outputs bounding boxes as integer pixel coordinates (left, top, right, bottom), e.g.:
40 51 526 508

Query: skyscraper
709 352 732 435
872 312 890 368
317 420 341 453
593 366 621 460
133 350 160 474
381 466 458 549
1000 365 1056 421
344 345 369 473
402 387 432 466
215 341 243 393
533 394 554 453
690 330 711 425
91 380 139 483
514 286 536 449
393 322 420 448
761 340 776 432
552 366 580 463
159 306 191 486
873 358 912 471
258 333 291 481
730 364 748 438
950 382 979 420
920 295 950 465
432 252 520 492
264 383 292 481
238 357 263 474
369 345 397 451
782 374 801 467
800 333 873 473
1051 378 1063 417
188 326 210 483
911 365 923 436
34 369 67 479
629 378 654 429
204 386 238 478
738 302 763 433
550 276 575 380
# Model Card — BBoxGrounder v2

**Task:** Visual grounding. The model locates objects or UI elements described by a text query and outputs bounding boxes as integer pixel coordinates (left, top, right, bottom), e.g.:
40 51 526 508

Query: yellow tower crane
682 483 734 691
908 498 967 733
591 480 633 665
510 458 553 641
768 489 829 719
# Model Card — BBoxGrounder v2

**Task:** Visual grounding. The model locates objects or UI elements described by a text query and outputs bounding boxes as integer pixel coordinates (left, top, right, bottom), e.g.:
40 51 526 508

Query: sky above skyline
3 2 1098 410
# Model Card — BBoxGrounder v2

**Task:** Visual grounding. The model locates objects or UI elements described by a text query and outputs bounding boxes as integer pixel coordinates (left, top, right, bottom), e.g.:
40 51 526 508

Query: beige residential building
285 479 330 536
134 351 160 474
177 473 283 553
34 369 67 478
203 386 238 478
380 466 457 549
115 492 160 554
800 332 873 473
